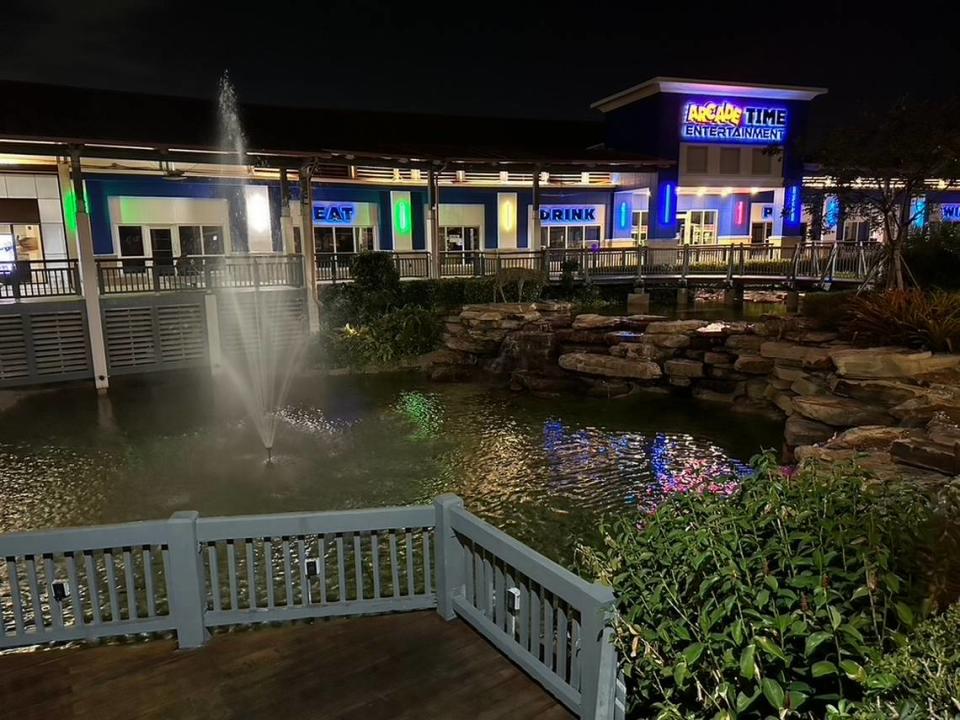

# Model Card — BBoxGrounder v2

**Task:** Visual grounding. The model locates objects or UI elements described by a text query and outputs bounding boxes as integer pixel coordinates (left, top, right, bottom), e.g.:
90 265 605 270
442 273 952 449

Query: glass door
0 225 15 274
118 225 146 271
751 222 773 244
151 228 175 274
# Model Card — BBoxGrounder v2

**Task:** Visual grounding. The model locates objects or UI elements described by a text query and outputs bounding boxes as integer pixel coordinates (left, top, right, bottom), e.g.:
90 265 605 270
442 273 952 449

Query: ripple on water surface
0 374 781 559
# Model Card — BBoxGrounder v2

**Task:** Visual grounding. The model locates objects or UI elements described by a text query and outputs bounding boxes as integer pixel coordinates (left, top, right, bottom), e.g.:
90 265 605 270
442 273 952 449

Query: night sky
4 0 959 133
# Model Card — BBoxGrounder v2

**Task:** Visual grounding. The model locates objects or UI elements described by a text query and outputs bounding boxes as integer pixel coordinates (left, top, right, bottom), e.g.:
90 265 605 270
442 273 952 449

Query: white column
299 171 320 333
204 293 223 375
76 202 109 391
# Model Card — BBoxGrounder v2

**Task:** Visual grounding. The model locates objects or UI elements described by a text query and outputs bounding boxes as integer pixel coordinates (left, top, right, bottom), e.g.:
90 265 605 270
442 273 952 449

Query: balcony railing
95 255 304 295
0 496 621 720
0 260 81 300
316 251 431 282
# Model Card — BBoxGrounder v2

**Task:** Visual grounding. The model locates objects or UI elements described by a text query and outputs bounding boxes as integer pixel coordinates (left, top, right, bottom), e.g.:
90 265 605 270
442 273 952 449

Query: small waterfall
215 71 306 461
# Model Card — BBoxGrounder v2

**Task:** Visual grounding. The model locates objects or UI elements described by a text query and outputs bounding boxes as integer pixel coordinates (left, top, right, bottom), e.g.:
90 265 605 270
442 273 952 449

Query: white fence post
167 511 210 649
433 494 465 621
578 594 617 720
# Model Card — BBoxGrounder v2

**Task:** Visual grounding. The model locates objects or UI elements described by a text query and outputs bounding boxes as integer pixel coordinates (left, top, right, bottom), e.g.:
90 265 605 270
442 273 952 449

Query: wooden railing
0 496 620 720
95 255 304 295
0 260 81 300
316 244 878 287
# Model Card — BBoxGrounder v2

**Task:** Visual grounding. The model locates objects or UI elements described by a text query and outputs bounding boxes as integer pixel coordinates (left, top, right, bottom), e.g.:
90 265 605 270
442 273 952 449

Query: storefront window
314 226 376 255
541 225 602 249
842 219 872 243
178 225 225 256
441 226 480 254
686 210 718 245
631 211 649 244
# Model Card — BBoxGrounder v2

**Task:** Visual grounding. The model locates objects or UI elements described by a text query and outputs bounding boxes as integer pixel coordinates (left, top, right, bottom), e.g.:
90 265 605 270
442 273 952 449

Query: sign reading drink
539 206 600 225
681 100 788 144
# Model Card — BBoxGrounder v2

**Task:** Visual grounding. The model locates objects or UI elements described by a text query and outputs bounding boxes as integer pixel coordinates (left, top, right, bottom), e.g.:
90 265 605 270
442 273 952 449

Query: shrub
856 603 960 719
846 290 960 352
578 453 933 720
311 306 442 369
904 223 960 292
351 251 400 295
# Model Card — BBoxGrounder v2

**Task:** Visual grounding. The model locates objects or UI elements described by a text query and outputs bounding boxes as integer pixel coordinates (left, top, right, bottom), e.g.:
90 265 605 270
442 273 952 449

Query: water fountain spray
215 71 308 460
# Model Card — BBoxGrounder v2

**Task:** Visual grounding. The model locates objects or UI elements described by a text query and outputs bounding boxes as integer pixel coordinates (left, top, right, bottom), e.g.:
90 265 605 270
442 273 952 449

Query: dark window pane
568 227 585 248
315 227 335 253
119 225 144 256
464 227 480 251
335 228 354 253
179 226 201 256
202 226 224 255
358 227 375 252
548 227 565 248
585 226 601 243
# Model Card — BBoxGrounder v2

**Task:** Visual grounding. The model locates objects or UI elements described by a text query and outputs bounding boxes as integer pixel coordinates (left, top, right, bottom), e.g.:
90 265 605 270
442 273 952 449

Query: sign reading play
681 100 788 144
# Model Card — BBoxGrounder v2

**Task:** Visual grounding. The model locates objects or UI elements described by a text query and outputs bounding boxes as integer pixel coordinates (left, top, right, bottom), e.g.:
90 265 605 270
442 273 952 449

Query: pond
0 372 783 561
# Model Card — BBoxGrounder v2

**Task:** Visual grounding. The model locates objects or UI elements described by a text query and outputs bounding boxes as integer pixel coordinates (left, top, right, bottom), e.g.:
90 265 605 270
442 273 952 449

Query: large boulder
664 359 704 378
890 389 960 426
725 334 765 353
645 319 708 335
829 347 960 379
571 314 623 330
704 351 734 365
558 353 662 380
784 416 835 446
791 376 828 397
890 438 960 476
792 395 894 427
443 334 500 355
824 425 921 452
760 341 809 364
649 333 691 349
734 355 774 374
829 378 928 406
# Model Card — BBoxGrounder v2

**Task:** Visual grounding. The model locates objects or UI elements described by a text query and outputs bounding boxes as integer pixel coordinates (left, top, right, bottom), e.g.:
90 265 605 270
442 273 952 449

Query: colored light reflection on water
0 374 781 561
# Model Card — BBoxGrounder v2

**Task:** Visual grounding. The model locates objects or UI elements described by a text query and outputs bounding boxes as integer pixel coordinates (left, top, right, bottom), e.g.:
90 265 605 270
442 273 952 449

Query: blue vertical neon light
824 196 840 229
618 201 629 231
787 185 801 224
913 196 927 230
660 183 675 225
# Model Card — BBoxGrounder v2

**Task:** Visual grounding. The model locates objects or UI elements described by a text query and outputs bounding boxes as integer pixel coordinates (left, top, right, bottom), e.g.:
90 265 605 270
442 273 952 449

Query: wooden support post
531 168 541 251
166 511 209 649
433 495 465 621
299 167 320 332
578 596 617 720
70 148 109 392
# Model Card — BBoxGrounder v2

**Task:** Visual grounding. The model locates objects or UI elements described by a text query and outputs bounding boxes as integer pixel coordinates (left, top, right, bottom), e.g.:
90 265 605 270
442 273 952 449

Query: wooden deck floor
0 611 574 720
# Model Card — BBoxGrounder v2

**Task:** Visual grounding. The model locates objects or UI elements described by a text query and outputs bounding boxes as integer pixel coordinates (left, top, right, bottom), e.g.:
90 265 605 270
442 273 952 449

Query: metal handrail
0 259 82 300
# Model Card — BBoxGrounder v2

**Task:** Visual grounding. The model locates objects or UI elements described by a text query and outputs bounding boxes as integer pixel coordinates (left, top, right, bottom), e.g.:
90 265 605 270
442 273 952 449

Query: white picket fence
0 496 623 720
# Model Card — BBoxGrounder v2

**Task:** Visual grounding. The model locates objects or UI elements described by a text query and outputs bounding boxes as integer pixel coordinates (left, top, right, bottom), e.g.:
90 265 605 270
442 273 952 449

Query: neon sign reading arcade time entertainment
680 100 788 144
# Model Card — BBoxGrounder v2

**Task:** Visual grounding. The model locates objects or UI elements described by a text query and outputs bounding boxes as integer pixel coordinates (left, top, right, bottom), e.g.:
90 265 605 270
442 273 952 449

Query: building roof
591 76 829 113
0 80 669 172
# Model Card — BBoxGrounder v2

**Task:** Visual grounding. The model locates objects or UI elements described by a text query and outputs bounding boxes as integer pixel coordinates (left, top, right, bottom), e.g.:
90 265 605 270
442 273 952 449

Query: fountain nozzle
265 445 273 464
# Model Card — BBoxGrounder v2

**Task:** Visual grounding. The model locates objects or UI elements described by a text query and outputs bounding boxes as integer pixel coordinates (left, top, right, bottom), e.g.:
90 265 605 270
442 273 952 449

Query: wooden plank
494 562 505 631
371 533 381 600
264 539 274 609
543 593 554 672
282 539 294 608
195 506 435 542
84 552 101 625
142 547 156 618
208 544 221 613
317 536 327 605
122 548 137 620
205 595 437 627
43 555 63 628
422 530 432 596
226 541 239 611
6 559 25 635
389 533 400 599
0 520 171 558
335 535 346 603
103 551 120 623
66 553 83 627
245 540 257 609
25 556 44 634
353 534 363 602
296 538 308 607
464 542 475 607
569 617 581 690
405 531 414 597
556 605 568 683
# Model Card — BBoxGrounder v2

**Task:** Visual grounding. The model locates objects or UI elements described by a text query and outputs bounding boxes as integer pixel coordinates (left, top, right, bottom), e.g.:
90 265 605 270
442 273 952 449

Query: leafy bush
855 603 960 719
579 453 933 720
846 290 960 352
904 223 960 291
312 306 442 369
351 251 400 295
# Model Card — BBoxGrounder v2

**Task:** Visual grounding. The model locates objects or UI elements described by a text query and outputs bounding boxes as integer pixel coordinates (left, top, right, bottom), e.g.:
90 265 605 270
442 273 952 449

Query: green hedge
578 453 945 720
